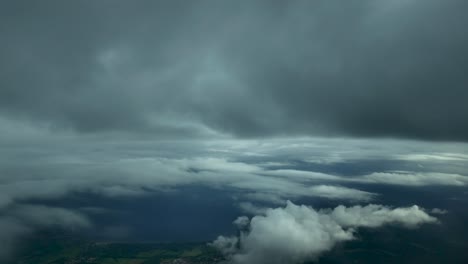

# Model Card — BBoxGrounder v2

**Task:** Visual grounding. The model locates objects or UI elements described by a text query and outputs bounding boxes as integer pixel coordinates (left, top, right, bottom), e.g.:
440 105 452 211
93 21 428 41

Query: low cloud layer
0 157 375 211
0 137 466 261
269 169 468 187
1 137 467 212
213 201 438 264
0 205 90 260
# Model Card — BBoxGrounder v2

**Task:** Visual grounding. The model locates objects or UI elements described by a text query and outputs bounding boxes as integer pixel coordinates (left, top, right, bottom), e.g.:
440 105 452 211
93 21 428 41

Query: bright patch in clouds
213 201 438 264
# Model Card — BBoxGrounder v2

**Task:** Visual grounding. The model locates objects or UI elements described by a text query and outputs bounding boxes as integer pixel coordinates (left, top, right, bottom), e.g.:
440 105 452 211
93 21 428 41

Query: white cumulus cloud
213 201 438 264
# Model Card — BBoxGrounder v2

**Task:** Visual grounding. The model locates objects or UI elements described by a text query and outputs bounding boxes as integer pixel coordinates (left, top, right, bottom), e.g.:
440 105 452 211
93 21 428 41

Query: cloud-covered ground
1 132 467 261
1 1 468 263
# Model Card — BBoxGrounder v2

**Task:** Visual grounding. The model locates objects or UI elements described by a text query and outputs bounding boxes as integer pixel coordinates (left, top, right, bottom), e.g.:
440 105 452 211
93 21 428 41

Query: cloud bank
0 137 465 260
0 205 90 260
213 201 438 264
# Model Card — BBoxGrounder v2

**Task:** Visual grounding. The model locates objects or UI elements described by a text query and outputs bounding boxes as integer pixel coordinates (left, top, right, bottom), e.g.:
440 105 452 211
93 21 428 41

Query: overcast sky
1 0 468 141
1 1 468 263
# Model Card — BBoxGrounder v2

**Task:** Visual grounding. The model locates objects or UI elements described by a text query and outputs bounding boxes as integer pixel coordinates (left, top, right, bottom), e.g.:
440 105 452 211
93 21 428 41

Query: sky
1 1 468 263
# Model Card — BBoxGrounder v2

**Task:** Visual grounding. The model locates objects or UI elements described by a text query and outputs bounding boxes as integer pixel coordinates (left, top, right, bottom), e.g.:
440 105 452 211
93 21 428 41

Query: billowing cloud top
213 201 438 264
1 0 468 141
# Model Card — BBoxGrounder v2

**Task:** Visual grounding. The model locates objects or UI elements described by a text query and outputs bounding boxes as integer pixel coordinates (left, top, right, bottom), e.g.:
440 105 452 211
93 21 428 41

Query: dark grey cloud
0 204 90 260
1 0 468 140
1 3 468 261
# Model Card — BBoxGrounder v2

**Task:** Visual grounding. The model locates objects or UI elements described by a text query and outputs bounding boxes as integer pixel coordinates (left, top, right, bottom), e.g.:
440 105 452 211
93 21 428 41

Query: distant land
14 232 224 264
13 225 468 264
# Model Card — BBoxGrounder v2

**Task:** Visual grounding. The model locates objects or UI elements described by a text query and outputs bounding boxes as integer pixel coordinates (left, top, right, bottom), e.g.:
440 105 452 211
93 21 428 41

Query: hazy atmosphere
1 1 468 263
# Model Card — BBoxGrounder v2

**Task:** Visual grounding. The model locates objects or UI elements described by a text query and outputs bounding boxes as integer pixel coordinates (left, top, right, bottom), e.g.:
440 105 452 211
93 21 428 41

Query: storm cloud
0 205 90 260
1 1 468 263
1 0 468 140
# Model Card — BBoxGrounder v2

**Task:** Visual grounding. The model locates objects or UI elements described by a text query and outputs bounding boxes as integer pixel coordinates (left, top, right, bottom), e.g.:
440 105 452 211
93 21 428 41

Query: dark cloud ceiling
1 0 468 141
